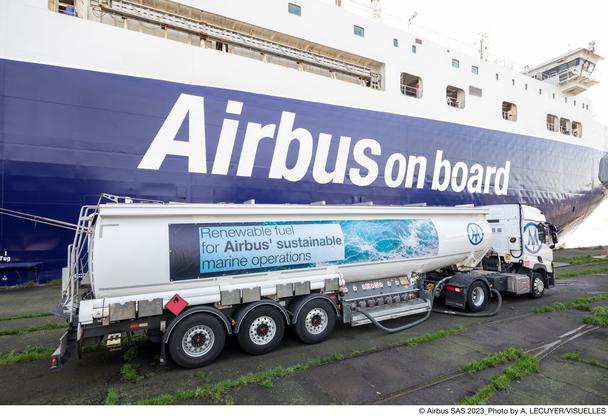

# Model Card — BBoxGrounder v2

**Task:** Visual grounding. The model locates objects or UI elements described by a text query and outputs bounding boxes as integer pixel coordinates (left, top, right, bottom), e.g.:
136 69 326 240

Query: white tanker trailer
52 196 557 368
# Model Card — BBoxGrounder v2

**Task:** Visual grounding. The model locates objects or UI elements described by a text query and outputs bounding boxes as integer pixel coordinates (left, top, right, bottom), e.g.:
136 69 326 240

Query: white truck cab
482 204 557 295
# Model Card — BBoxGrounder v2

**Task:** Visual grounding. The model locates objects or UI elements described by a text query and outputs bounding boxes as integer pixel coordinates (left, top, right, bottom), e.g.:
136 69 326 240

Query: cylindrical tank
90 204 492 299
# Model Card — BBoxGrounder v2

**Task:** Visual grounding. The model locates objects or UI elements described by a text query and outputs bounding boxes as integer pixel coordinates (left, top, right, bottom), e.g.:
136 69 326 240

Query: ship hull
0 59 605 284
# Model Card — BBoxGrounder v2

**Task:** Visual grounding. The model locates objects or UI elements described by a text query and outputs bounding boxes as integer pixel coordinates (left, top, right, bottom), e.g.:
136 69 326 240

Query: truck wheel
528 273 545 299
294 299 336 344
168 314 226 368
467 281 489 312
237 306 285 355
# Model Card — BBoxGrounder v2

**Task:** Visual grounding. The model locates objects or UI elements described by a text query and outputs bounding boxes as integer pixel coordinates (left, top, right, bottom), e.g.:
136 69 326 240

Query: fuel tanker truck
52 196 557 368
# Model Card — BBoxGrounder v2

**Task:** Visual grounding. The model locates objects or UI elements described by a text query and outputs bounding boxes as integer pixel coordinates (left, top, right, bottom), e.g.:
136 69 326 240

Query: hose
352 276 451 334
353 278 503 333
432 288 502 317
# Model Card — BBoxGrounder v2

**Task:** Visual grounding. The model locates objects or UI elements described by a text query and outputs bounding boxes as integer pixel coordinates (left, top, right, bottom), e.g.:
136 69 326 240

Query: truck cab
482 204 557 295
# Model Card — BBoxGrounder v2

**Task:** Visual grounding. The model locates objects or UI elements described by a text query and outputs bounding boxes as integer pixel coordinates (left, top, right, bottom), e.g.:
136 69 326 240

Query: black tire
237 305 285 355
294 299 336 344
528 272 545 299
168 314 226 368
467 281 489 312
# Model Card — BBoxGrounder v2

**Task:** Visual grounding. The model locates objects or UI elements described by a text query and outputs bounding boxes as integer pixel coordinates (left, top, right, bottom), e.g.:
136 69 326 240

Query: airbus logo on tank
467 223 484 245
137 93 512 195
523 223 542 254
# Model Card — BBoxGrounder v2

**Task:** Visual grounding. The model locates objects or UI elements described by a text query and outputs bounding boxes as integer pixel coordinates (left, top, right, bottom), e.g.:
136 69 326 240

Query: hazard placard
165 293 188 316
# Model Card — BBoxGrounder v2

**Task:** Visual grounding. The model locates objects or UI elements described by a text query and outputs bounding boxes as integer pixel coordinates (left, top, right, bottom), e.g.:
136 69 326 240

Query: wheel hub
249 316 276 345
305 308 328 335
182 325 215 358
471 287 485 307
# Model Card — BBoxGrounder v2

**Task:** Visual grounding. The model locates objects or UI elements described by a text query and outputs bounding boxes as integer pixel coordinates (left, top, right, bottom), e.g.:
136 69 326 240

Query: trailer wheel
467 281 489 312
168 314 225 368
294 299 336 344
237 305 285 355
528 272 545 299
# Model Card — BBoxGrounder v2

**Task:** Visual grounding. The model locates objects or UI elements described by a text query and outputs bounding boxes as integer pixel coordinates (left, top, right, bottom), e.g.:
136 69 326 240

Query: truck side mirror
548 223 558 244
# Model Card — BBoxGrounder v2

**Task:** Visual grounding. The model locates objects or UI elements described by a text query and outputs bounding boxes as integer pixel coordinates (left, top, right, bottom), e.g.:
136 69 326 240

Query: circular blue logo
467 222 484 245
523 222 542 254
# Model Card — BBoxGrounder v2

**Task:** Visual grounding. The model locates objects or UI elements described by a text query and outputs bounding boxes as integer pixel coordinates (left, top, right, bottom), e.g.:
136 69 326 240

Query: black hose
432 288 502 317
352 276 451 333
353 280 503 333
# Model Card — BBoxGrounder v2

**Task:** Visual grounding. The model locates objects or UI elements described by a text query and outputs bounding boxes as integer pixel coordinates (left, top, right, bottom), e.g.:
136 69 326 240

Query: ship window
539 88 542 95
552 93 556 99
560 117 571 135
471 65 479 75
525 83 528 91
411 45 417 54
512 79 515 86
495 73 499 80
572 121 583 138
288 3 301 16
446 85 465 109
452 59 460 68
393 38 399 47
400 73 423 98
354 25 365 37
502 102 517 121
415 38 422 45
546 114 558 132
565 97 568 103
574 100 577 107
469 86 482 97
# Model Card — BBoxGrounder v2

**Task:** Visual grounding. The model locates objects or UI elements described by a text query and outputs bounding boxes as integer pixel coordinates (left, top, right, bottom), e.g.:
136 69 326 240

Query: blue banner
169 219 439 280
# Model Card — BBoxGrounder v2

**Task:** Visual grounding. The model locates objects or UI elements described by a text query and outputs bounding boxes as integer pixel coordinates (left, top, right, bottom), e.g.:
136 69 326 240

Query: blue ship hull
0 59 606 285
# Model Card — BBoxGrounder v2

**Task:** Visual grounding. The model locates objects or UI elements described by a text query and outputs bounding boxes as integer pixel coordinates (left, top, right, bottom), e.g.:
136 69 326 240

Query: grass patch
133 325 463 405
459 350 539 405
531 292 608 313
463 347 524 374
583 305 608 327
0 312 51 322
120 363 144 383
0 279 62 291
120 345 144 383
555 255 608 265
561 352 608 370
0 346 54 366
135 352 345 405
104 388 119 405
394 325 464 347
557 265 608 279
0 322 67 337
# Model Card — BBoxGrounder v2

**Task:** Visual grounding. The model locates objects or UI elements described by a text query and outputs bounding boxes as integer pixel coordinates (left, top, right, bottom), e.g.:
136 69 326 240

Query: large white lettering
138 94 513 196
138 93 207 173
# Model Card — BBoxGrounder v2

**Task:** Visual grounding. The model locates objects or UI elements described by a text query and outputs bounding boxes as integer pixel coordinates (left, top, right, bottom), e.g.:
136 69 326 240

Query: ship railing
318 0 526 72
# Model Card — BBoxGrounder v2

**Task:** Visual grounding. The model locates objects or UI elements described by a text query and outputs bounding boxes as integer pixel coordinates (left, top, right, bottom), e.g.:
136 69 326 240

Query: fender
162 306 232 344
288 294 339 324
233 299 291 334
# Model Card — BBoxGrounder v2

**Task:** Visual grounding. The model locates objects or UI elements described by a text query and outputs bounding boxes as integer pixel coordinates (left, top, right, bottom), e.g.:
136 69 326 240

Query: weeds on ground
558 265 608 279
561 352 608 369
531 292 608 313
104 388 119 405
120 345 144 383
0 322 67 337
583 305 608 327
0 346 55 366
463 347 523 374
459 349 539 405
554 255 608 265
0 312 51 322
